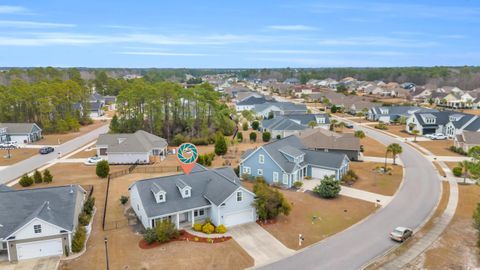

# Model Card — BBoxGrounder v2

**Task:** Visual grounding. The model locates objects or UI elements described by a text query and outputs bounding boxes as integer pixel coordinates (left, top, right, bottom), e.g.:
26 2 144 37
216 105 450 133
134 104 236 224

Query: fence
103 219 129 231
131 166 180 174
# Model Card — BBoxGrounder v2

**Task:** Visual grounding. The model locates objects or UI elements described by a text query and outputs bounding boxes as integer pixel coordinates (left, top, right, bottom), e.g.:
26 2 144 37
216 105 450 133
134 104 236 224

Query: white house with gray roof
261 114 330 138
0 123 42 144
96 130 167 164
129 166 256 229
0 185 85 262
368 106 437 123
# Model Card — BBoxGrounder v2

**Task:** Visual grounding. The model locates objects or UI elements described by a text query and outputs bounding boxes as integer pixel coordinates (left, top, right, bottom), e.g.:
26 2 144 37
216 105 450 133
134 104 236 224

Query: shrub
172 134 186 146
78 212 91 226
83 197 95 215
214 133 228 156
155 220 179 243
453 167 463 177
242 122 249 131
313 176 341 199
191 137 209 146
143 228 157 245
276 134 281 140
374 123 388 130
19 174 33 187
215 225 227 234
33 170 43 184
120 195 129 205
234 165 240 176
450 146 467 156
293 181 303 189
43 169 53 183
251 121 260 130
262 132 271 142
341 170 359 185
249 132 257 142
253 180 291 221
236 132 243 142
202 222 215 234
71 226 86 253
193 223 203 232
96 160 110 178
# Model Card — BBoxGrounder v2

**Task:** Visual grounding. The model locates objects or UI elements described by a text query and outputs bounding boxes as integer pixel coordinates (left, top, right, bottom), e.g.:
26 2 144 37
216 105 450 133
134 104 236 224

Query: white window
273 172 279 182
283 174 288 185
33 224 42 234
237 191 243 202
243 166 251 174
259 154 264 164
257 169 263 175
199 209 205 216
159 194 164 201
184 190 190 197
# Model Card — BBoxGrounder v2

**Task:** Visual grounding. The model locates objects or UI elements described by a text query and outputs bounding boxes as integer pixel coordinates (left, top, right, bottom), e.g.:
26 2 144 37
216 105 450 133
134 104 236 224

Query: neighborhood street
259 116 441 269
0 124 109 184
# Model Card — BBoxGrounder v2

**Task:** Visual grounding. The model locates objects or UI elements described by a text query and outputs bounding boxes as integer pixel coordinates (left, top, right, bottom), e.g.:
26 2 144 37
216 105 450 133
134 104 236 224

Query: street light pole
104 236 109 270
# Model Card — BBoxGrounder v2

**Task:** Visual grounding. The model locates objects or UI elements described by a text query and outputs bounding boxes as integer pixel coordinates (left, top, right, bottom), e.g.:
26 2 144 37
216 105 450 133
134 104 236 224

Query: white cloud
316 36 437 48
0 5 29 14
116 51 208 56
0 20 75 28
247 49 406 56
266 25 317 31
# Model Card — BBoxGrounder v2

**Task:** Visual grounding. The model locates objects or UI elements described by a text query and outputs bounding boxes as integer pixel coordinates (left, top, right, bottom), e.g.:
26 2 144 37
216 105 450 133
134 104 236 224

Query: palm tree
384 147 391 173
387 143 403 165
412 130 419 142
459 160 470 184
308 120 317 129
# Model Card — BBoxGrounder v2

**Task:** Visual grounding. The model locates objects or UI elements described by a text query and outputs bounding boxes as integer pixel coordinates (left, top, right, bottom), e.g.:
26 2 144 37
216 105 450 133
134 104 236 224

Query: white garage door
224 210 254 227
311 167 336 179
16 238 63 260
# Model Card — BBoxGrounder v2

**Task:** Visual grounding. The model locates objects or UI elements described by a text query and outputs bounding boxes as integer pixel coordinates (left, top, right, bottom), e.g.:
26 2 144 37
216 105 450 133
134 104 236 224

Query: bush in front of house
293 181 303 189
193 223 203 232
276 134 281 140
453 167 463 177
253 180 291 221
374 123 388 130
120 195 129 205
249 132 257 142
449 146 467 156
33 170 43 184
251 121 260 131
262 132 271 142
19 174 33 187
43 169 53 183
71 226 87 253
155 220 180 243
202 222 215 234
236 131 243 142
313 175 341 199
215 224 227 234
143 228 157 245
341 170 359 186
96 160 110 178
78 212 91 226
83 197 95 215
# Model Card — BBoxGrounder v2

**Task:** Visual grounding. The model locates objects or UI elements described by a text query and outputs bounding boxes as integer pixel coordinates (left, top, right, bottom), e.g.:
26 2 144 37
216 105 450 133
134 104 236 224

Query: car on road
390 227 413 242
0 141 18 149
345 122 354 129
431 133 447 140
84 156 104 165
39 147 55 155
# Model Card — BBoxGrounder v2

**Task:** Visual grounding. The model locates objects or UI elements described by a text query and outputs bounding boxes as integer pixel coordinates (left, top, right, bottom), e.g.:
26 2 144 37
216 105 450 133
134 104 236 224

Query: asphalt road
0 124 109 184
260 119 441 270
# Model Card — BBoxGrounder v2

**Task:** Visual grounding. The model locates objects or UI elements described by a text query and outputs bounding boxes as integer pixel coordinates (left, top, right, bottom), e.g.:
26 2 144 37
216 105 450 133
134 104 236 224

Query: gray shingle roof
303 149 347 169
130 167 244 218
0 123 40 134
0 185 84 239
457 131 480 145
298 128 360 151
97 130 167 153
279 145 305 158
236 96 274 106
262 118 307 132
371 106 436 117
463 117 480 131
413 111 460 127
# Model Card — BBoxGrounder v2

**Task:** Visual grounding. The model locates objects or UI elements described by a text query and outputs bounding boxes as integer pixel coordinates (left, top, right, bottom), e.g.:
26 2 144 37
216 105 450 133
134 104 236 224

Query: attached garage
16 238 63 260
311 167 336 179
224 209 255 227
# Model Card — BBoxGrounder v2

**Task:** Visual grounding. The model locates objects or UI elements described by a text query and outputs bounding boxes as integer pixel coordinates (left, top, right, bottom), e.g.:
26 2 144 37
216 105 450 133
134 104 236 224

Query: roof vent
69 184 74 194
46 201 51 211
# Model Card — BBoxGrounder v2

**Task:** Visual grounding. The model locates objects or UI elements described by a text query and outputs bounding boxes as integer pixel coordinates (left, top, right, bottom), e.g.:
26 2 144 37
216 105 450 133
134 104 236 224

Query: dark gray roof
262 136 305 173
0 185 84 239
236 96 274 106
279 145 305 158
176 178 189 190
254 102 307 113
89 101 104 111
463 117 480 131
286 114 330 125
413 111 460 127
262 117 307 132
303 149 347 169
89 93 104 102
371 106 436 117
97 130 167 153
130 167 244 218
0 123 40 134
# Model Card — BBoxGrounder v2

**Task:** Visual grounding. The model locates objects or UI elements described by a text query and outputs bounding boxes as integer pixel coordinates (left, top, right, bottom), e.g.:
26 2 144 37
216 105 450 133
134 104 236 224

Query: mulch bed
139 230 231 249
256 219 278 226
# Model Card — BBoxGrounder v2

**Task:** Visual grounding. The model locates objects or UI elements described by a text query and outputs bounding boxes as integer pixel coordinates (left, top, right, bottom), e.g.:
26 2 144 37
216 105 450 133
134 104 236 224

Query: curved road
0 124 109 184
260 121 441 270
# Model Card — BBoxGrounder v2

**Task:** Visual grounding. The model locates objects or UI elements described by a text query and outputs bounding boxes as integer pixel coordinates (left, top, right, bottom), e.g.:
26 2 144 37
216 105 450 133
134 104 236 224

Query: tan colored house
454 131 480 152
297 128 361 161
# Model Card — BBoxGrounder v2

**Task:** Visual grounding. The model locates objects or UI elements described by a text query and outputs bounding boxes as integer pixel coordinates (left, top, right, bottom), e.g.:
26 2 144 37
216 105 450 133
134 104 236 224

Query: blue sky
0 0 479 68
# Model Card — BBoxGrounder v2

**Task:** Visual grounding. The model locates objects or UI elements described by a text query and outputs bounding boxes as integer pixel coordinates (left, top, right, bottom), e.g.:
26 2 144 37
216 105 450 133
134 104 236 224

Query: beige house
454 131 480 152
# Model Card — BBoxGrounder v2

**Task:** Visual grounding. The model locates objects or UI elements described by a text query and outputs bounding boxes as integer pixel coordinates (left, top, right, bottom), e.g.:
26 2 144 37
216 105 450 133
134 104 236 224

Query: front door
179 213 188 223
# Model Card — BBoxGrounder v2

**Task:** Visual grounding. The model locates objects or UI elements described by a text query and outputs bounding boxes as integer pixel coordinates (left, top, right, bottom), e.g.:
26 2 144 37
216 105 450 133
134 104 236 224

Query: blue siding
240 148 285 186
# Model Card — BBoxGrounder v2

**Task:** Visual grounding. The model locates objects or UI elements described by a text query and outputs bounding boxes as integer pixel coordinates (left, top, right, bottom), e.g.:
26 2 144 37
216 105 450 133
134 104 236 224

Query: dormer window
176 178 192 198
151 183 166 203
184 189 190 197
158 194 164 201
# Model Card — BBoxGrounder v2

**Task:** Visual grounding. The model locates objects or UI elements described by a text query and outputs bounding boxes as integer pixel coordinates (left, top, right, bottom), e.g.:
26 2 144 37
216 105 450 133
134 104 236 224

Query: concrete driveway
0 256 60 270
228 223 294 267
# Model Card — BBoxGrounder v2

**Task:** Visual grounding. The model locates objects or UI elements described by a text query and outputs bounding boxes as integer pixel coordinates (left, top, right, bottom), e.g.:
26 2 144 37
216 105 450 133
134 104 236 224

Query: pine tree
214 133 228 156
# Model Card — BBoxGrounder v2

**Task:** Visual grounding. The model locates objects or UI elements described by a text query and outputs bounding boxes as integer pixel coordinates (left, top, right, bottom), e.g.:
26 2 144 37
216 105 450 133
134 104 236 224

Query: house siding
216 187 256 226
129 185 150 228
240 148 285 186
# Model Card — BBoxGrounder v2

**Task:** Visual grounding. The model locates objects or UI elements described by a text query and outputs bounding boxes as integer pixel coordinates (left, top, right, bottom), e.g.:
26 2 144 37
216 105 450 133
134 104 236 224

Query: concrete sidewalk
426 156 472 162
363 156 403 165
54 158 87 163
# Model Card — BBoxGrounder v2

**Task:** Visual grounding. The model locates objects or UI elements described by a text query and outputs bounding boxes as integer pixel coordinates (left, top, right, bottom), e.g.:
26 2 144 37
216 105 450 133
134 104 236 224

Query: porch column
176 213 180 229
191 210 195 227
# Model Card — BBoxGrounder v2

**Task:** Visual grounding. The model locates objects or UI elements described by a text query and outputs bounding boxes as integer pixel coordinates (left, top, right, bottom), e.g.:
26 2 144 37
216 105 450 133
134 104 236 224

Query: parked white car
84 156 104 165
431 133 447 140
424 134 434 139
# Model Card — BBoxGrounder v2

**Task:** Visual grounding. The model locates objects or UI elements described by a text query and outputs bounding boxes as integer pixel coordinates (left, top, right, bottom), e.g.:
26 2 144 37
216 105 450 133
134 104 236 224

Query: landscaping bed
139 230 232 249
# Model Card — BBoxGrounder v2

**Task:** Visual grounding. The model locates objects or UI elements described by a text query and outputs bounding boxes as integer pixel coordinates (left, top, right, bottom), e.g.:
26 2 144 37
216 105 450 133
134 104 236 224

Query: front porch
152 207 211 229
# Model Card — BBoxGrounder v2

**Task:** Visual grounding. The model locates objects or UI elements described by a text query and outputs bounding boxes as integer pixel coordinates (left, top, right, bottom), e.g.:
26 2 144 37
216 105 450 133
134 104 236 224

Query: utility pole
104 236 110 270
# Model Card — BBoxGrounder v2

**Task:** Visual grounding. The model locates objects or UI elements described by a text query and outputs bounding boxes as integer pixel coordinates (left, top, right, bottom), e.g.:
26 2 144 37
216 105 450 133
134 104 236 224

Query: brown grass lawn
385 125 412 138
34 120 108 145
244 182 376 250
349 162 403 196
421 184 480 269
459 109 480 116
0 148 39 166
361 136 387 157
433 162 447 177
415 140 459 156
70 148 97 158
350 118 370 123
445 162 459 172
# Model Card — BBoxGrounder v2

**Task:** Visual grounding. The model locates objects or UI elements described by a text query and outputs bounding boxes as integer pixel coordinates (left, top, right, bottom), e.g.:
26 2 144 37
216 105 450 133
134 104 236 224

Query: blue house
240 136 350 188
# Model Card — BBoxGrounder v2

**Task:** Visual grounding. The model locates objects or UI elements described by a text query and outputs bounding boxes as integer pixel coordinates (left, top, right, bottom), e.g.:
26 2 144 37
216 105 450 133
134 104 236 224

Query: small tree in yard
313 176 341 199
251 121 260 131
387 143 403 165
354 130 365 139
96 160 110 178
120 195 129 205
242 121 249 131
341 170 358 186
452 166 463 177
458 160 471 184
262 132 271 142
412 130 419 142
143 228 157 245
308 121 317 129
43 169 53 183
19 174 33 187
214 133 228 155
250 132 257 142
237 131 243 142
71 226 86 253
33 170 43 184
253 180 291 221
155 220 180 243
